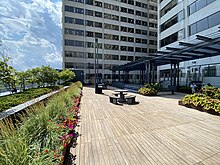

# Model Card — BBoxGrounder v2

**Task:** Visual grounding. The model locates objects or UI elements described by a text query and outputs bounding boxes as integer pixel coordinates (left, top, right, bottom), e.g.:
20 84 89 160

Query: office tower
62 0 157 83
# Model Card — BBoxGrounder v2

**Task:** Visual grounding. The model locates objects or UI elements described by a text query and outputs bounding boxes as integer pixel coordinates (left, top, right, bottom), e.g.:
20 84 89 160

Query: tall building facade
157 0 220 87
62 0 157 84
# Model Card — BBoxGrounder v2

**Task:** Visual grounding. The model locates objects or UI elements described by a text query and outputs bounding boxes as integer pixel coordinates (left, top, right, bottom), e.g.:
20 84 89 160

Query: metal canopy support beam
174 63 177 86
152 62 155 83
196 35 213 42
179 42 194 47
171 55 193 59
166 47 181 51
182 52 204 56
203 46 220 52
170 63 173 86
177 62 180 87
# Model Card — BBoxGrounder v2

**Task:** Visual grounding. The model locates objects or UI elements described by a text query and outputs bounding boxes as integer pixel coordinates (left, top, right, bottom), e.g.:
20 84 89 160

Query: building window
65 40 84 47
95 22 102 28
160 10 184 32
65 5 74 12
75 7 84 14
160 0 178 18
188 11 220 36
204 66 216 77
85 0 93 5
208 11 220 27
86 9 93 16
95 32 102 38
160 32 178 47
136 1 141 7
135 47 142 52
86 42 94 48
135 38 141 43
86 20 93 27
188 0 216 15
87 53 94 58
136 29 141 34
95 11 102 17
86 31 94 37
75 18 84 25
95 1 102 7
65 17 74 24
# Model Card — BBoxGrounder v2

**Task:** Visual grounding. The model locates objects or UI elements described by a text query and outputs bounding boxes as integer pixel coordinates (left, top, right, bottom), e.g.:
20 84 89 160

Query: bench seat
125 95 136 104
109 95 119 104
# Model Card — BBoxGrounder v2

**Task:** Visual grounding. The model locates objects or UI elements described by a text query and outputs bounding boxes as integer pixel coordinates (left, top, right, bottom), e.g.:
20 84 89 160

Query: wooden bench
125 95 136 104
109 95 119 104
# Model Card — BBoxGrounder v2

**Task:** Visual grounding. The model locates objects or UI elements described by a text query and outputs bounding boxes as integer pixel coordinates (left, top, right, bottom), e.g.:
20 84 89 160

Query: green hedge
0 85 63 112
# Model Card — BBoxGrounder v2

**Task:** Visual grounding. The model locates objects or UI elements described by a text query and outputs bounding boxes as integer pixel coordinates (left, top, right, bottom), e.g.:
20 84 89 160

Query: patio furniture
114 89 128 103
109 95 119 104
112 92 119 96
125 95 136 104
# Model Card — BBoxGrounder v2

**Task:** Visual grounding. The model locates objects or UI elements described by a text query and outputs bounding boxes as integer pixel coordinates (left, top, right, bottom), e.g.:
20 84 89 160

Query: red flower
45 149 49 153
63 143 68 148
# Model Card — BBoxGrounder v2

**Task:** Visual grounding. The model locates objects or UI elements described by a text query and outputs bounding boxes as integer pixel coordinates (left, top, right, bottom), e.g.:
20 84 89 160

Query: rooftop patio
75 87 220 165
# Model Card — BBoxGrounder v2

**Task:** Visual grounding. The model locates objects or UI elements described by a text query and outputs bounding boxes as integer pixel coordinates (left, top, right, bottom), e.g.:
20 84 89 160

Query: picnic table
114 89 128 102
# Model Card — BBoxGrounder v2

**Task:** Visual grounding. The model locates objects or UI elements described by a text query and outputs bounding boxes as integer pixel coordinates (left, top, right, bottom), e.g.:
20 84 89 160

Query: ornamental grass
0 81 82 165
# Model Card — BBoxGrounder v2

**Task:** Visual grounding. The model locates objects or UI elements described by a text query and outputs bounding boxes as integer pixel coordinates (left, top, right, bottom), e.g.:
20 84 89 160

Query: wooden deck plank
74 87 220 165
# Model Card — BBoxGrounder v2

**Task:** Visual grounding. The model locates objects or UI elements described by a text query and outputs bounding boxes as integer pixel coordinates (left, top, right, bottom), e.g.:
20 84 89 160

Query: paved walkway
75 87 220 165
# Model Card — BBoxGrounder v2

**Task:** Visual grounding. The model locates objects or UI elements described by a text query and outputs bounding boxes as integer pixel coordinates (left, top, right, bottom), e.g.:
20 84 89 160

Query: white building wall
157 0 220 87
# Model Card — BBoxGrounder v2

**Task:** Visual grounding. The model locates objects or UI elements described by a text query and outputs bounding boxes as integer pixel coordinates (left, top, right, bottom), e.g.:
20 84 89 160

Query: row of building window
64 40 157 52
160 29 184 47
69 0 157 10
160 0 178 18
65 17 157 32
65 51 158 62
189 11 220 36
65 28 157 39
188 0 216 15
65 6 155 20
160 10 184 32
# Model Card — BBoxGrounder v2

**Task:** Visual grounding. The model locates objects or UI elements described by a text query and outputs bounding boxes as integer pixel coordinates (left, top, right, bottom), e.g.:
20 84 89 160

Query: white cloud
0 0 62 71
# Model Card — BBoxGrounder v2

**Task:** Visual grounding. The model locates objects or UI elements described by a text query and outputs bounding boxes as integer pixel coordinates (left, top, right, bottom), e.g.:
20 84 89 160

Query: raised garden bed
178 100 219 115
0 81 83 165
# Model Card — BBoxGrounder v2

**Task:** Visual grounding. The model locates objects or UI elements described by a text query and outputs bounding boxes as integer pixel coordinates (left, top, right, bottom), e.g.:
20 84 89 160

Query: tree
30 67 43 87
59 69 75 83
0 55 17 91
17 70 31 91
40 66 59 86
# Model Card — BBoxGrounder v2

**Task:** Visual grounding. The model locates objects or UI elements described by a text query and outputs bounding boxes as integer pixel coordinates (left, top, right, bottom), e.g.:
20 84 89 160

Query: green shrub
200 86 220 99
138 87 158 96
138 82 158 96
181 93 220 114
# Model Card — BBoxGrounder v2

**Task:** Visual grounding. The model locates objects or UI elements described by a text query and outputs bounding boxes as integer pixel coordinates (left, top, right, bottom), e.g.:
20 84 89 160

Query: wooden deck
74 87 220 165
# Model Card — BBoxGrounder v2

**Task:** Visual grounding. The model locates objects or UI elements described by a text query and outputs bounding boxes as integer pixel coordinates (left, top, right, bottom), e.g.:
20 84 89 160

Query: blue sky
0 0 62 71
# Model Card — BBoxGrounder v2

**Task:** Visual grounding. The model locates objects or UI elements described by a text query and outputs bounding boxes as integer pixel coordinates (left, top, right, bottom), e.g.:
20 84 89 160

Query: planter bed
178 100 220 116
0 81 83 165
